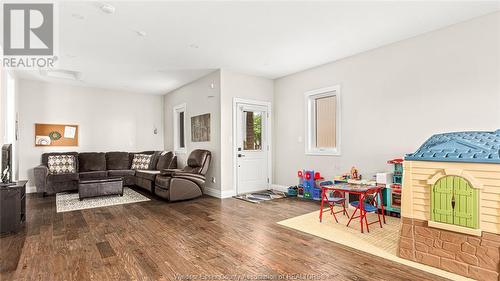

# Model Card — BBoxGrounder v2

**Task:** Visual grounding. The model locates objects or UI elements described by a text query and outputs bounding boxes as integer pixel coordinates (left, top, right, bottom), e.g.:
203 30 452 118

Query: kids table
320 184 385 233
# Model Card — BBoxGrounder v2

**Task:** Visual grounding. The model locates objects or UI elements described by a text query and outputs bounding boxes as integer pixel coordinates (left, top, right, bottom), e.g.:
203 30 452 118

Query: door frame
232 98 272 195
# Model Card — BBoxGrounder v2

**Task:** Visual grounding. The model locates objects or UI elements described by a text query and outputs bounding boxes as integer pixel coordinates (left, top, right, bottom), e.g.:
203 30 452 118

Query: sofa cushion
150 151 162 170
79 171 108 180
108 169 135 177
107 170 135 186
42 152 79 170
47 173 79 183
187 150 208 167
106 152 130 170
156 151 175 170
47 154 76 174
129 151 155 167
183 150 211 175
79 152 106 172
131 154 153 170
135 170 161 181
155 175 171 188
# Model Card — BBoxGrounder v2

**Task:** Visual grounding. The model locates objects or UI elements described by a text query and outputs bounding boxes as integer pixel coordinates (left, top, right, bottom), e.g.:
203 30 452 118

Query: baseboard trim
270 184 289 192
221 189 236 198
204 187 235 199
26 184 37 194
205 185 289 198
203 186 220 198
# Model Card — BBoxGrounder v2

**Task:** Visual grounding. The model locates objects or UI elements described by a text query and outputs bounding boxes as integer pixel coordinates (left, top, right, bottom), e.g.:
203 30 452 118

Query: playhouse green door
431 177 453 224
431 176 478 229
452 177 478 228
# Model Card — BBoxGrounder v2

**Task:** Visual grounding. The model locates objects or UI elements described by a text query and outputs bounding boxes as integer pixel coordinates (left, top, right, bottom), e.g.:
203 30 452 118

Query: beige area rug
278 209 472 281
56 187 150 213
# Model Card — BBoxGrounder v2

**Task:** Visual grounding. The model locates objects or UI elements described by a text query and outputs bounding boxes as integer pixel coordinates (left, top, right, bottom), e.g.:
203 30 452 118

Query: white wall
163 70 273 197
1 70 19 181
220 70 274 194
18 79 164 191
0 67 4 154
0 67 3 171
163 71 221 193
273 12 500 187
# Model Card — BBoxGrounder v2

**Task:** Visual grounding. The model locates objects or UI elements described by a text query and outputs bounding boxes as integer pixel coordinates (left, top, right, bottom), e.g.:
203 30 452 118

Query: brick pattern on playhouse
398 217 500 281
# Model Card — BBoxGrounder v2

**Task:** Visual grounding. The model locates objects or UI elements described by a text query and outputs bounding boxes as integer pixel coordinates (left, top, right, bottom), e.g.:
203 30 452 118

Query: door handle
238 154 245 158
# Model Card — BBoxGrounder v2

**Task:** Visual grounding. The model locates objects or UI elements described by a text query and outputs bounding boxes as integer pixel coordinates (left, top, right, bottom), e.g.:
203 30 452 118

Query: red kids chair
319 184 349 223
347 187 384 233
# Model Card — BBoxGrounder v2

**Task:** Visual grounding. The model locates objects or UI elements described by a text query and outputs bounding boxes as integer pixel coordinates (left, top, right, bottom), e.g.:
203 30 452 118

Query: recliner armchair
154 149 211 201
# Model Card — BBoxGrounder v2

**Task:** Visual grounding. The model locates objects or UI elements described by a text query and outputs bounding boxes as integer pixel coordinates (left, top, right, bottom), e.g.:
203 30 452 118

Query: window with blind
305 85 341 155
173 104 186 153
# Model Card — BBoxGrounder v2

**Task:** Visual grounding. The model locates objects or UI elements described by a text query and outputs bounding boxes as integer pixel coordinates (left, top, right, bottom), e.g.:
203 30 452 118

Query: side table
0 181 27 234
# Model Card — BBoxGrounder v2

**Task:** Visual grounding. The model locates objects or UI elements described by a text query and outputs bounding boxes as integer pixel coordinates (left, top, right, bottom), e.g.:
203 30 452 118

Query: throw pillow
131 154 152 170
47 155 76 174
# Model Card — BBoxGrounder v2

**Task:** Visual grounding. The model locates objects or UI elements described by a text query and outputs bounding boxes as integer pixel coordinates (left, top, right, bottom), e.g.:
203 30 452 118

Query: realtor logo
3 3 54 56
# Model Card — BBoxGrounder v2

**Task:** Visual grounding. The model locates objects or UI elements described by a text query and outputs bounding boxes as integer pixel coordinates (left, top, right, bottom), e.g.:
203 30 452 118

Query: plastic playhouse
398 130 500 280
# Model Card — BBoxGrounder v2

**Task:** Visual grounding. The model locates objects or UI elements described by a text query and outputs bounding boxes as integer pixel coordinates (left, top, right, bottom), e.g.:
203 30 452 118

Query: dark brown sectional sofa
155 149 211 201
33 149 211 202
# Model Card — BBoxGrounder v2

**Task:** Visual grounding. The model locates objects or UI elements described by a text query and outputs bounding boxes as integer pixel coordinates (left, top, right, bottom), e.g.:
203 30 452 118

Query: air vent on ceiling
40 69 82 81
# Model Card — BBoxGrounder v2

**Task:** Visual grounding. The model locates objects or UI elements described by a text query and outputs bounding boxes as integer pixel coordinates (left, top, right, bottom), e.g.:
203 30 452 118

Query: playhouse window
305 85 341 156
431 176 478 229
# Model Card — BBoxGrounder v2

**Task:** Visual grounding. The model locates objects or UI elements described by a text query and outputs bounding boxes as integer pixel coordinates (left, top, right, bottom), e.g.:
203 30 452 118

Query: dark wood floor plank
0 191 451 281
96 241 116 259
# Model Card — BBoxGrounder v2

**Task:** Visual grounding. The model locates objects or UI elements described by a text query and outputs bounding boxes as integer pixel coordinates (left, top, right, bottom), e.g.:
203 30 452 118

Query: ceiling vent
40 69 82 81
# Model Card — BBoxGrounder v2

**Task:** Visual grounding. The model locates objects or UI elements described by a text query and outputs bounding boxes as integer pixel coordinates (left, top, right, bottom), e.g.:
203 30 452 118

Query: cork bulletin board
34 123 79 147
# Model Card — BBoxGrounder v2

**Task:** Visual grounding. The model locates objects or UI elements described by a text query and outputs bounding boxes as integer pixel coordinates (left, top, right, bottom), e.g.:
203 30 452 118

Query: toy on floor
297 170 323 200
287 186 298 197
297 185 304 198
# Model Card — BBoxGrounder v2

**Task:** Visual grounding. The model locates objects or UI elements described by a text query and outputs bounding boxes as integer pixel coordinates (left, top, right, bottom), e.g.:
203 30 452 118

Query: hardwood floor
0 189 449 281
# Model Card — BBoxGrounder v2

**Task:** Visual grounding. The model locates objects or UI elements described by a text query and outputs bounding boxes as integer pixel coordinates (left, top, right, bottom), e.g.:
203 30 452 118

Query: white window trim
173 103 186 154
304 85 341 156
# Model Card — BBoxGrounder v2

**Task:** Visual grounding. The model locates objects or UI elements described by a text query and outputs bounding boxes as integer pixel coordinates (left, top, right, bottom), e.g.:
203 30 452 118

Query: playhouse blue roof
405 130 500 164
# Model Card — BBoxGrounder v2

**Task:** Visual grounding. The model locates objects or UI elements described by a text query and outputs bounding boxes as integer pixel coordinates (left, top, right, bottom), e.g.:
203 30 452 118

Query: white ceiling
10 1 500 95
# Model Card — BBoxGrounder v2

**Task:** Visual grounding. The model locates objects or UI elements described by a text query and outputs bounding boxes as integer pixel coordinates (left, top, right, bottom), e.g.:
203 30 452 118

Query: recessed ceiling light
100 3 115 14
71 13 85 20
135 30 147 37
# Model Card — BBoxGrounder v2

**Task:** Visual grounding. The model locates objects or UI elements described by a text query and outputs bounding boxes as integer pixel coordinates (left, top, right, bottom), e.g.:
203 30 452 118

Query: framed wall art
191 114 210 142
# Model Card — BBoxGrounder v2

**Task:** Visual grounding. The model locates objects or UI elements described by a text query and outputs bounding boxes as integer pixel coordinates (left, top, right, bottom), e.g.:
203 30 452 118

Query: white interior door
236 103 269 194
